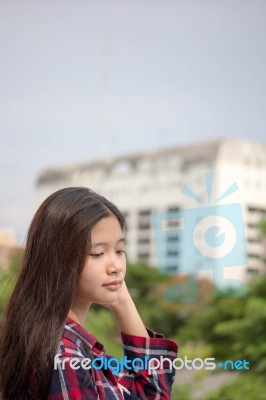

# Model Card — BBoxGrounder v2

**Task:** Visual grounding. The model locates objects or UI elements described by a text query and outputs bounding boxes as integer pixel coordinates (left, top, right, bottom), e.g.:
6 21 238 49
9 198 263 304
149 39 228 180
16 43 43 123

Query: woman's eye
89 253 103 258
116 249 126 256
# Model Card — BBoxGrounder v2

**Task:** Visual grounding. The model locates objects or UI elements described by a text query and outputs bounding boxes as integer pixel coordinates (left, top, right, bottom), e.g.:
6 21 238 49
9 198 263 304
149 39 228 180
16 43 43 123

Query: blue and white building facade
35 138 266 286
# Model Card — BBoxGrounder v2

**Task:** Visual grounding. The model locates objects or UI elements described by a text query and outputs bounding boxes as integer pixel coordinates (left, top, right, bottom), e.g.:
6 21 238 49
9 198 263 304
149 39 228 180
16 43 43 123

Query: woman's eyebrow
91 238 126 248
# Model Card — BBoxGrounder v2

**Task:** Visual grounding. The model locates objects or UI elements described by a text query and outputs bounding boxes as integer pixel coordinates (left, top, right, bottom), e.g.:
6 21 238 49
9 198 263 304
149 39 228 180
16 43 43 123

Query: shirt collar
65 316 105 356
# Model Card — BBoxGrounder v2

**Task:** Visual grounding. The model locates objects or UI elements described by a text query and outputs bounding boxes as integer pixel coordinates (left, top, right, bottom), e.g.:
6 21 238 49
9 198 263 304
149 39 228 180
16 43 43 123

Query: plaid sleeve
48 338 99 400
118 329 178 400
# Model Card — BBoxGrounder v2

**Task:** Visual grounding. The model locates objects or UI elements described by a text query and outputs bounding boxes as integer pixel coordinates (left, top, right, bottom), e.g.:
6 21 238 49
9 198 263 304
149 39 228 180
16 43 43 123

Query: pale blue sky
0 0 266 242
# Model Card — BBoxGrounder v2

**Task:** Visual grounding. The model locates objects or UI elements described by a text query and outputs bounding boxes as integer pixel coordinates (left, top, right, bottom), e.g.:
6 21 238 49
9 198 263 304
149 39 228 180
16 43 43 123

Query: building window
139 209 151 216
138 238 150 244
248 206 266 214
248 238 261 244
138 223 150 230
248 207 257 213
138 252 150 262
168 206 180 212
248 253 260 259
138 209 151 230
247 223 258 229
167 235 179 242
167 250 178 257
247 267 259 275
165 265 178 273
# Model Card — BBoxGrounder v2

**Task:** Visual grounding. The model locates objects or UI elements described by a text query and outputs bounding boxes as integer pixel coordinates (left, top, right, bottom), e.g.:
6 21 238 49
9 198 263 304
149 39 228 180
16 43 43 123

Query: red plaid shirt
48 317 178 399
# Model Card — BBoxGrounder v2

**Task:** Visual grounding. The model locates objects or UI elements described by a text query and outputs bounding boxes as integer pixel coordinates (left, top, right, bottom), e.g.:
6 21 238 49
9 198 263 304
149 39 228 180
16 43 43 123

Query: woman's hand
102 281 132 311
100 281 149 338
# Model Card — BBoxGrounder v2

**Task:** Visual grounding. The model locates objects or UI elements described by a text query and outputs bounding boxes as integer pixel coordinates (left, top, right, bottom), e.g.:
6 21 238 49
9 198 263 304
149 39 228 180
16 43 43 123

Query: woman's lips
102 280 122 290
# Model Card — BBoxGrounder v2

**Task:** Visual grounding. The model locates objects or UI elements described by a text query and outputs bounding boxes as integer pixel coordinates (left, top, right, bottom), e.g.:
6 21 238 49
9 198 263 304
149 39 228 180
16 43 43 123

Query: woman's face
75 215 126 306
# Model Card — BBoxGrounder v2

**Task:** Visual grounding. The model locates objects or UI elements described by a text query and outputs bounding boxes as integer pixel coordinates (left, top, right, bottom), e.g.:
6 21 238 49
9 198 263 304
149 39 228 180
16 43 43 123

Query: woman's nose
107 254 123 275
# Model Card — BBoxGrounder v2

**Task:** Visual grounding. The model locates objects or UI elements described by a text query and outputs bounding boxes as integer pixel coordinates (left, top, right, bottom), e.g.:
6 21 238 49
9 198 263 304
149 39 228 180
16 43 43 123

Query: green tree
125 262 185 336
205 375 266 400
176 215 266 375
178 274 266 374
0 249 23 329
258 218 266 236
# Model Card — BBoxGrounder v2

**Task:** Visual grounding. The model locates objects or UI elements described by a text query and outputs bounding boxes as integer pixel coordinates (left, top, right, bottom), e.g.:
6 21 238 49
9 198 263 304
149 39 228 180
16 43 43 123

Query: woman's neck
68 300 91 326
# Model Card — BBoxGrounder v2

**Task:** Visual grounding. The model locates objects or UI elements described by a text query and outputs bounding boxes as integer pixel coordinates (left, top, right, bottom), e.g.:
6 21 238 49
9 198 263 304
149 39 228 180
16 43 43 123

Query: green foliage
258 218 266 263
258 218 266 236
125 261 165 297
205 375 266 400
178 274 266 375
213 295 266 372
0 272 11 327
85 308 122 357
170 384 192 400
178 342 214 361
178 296 245 354
0 250 22 328
125 262 183 337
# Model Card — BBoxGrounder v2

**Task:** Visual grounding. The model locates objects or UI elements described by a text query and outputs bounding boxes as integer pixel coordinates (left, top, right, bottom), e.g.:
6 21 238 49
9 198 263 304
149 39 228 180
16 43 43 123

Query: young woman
0 187 178 399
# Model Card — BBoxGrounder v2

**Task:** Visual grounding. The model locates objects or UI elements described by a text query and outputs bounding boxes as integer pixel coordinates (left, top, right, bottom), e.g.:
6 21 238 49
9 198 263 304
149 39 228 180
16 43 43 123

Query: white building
35 138 266 286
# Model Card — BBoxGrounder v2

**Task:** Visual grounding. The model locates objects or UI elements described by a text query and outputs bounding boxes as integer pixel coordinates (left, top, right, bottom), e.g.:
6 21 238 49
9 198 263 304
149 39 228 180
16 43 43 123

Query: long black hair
0 187 125 399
